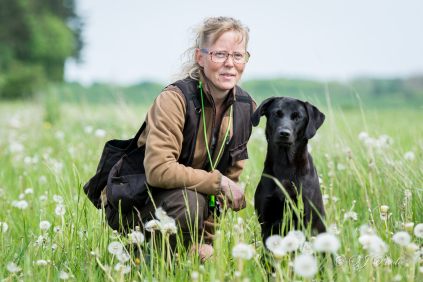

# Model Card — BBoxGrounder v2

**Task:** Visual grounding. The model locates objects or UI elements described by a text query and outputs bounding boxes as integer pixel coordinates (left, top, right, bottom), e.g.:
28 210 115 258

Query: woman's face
196 30 247 97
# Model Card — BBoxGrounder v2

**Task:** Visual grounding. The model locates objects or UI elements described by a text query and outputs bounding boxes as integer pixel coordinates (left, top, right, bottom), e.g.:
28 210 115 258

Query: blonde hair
175 17 250 81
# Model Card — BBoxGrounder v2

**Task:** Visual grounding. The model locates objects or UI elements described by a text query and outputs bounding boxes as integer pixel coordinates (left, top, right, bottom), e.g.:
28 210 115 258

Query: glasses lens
212 52 228 63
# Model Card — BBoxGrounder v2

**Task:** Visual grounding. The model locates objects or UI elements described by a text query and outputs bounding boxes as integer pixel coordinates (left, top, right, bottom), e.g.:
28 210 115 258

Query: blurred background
1 0 423 112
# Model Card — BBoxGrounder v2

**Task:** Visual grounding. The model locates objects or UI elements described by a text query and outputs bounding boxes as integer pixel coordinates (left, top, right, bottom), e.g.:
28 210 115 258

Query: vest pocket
229 141 249 166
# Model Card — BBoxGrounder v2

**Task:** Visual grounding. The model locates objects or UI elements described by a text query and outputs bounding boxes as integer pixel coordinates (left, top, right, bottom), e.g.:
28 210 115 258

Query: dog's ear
251 96 277 127
304 101 325 139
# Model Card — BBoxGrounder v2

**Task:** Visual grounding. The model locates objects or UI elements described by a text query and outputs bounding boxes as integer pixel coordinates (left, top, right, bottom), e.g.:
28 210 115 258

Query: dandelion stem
95 257 115 282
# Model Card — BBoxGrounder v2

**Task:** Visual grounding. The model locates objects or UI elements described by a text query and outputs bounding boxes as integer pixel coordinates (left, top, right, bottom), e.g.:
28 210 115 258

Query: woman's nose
224 55 235 67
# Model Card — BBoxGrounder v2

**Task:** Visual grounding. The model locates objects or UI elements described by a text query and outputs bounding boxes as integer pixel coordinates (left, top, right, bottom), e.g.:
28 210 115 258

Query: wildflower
405 222 414 232
322 194 329 205
114 263 130 273
53 226 62 234
38 175 47 184
116 251 130 263
300 242 314 255
281 235 300 252
36 260 48 266
0 222 8 233
406 243 419 255
7 262 20 272
39 195 48 202
265 235 286 258
380 213 388 220
145 219 162 232
95 129 106 138
191 271 199 280
232 224 243 235
358 132 369 141
128 230 144 244
25 188 34 194
161 216 177 234
359 225 376 236
53 195 64 204
392 232 411 246
335 255 345 266
237 217 244 225
84 125 93 134
344 211 358 221
293 254 318 278
108 241 123 255
313 233 340 253
288 230 306 245
337 164 346 171
231 243 254 260
19 193 25 199
380 205 389 213
59 271 69 280
332 196 339 202
52 243 58 251
414 223 423 238
154 207 167 221
403 151 415 161
328 224 341 235
40 221 51 230
359 235 388 256
16 200 28 210
55 204 66 216
55 131 65 139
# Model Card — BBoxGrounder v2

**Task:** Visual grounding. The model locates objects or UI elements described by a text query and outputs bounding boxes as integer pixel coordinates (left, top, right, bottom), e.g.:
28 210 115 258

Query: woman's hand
220 175 246 211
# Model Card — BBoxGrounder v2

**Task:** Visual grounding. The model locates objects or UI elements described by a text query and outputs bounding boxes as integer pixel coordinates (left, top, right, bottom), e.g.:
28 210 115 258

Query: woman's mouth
221 73 235 79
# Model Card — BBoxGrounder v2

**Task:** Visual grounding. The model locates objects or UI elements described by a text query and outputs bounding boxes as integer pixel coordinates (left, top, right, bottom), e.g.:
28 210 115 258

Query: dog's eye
274 112 278 117
295 115 302 120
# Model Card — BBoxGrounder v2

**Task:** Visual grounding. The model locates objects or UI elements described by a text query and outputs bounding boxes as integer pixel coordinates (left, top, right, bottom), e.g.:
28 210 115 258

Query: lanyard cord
199 81 232 171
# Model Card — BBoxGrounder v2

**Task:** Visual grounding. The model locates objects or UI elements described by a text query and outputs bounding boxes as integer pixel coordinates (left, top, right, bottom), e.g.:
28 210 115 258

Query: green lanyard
199 81 232 207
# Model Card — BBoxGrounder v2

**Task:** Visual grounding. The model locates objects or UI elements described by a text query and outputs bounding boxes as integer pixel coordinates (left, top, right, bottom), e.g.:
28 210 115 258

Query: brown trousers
104 188 218 248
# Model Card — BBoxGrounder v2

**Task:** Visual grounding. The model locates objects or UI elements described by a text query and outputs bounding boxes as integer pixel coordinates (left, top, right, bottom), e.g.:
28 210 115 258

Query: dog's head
251 96 325 147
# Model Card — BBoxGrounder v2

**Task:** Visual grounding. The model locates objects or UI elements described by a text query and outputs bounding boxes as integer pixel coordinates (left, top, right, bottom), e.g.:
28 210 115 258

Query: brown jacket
137 71 257 196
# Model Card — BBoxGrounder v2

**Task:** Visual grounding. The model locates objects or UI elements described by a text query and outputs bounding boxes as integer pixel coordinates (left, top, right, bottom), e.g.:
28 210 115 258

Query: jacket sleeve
224 97 257 185
142 90 221 195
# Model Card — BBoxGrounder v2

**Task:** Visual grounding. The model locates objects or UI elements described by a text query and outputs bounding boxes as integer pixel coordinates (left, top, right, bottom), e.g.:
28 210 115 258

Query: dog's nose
278 129 291 138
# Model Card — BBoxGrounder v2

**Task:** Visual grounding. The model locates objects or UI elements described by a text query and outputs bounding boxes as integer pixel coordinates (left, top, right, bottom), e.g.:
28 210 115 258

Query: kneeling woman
105 16 256 262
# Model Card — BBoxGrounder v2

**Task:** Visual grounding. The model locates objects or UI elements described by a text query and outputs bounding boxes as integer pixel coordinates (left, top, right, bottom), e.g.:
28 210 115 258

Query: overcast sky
65 0 423 86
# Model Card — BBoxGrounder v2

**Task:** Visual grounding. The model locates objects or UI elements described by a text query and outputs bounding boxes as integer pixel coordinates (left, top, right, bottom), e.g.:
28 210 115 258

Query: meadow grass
0 99 422 281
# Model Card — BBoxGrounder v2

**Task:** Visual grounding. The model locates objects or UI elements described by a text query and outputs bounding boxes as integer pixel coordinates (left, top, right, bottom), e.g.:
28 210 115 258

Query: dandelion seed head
231 243 254 260
116 251 130 263
114 262 130 273
313 233 340 253
380 205 389 213
358 132 369 141
413 223 423 238
7 262 20 272
337 163 346 171
39 195 48 202
403 151 415 161
265 235 286 258
300 242 314 255
392 231 411 246
55 204 66 216
233 224 243 234
328 224 341 235
108 241 123 255
344 211 358 221
161 217 177 234
55 131 65 140
128 230 144 244
145 219 162 232
16 200 28 210
59 271 69 280
53 195 64 204
36 260 48 266
405 222 414 232
0 222 8 233
154 207 167 221
288 230 306 245
84 125 93 134
280 235 300 252
40 221 51 230
95 129 106 138
25 188 33 194
293 254 318 278
19 193 25 200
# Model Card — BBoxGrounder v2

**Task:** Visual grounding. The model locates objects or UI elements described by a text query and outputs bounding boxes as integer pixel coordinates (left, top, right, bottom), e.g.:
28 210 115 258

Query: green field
0 99 422 281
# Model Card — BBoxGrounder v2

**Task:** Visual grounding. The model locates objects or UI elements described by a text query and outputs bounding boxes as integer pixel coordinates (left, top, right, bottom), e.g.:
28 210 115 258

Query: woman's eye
215 52 226 57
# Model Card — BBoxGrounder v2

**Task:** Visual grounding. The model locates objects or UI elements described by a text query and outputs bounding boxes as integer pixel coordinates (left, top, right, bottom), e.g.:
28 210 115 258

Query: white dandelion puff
154 207 167 221
405 222 414 232
161 217 177 234
265 235 286 258
128 230 144 244
403 151 415 161
300 241 314 255
53 226 62 234
288 230 306 245
313 233 340 253
392 232 411 246
413 223 423 238
116 251 130 262
38 175 47 184
40 221 51 230
19 193 25 200
404 190 412 198
53 195 64 204
55 204 66 216
36 260 48 266
114 263 130 273
6 262 20 272
84 125 93 134
344 211 358 221
322 194 329 205
95 129 106 138
337 164 346 171
328 223 341 235
281 235 300 252
16 200 28 210
39 195 48 202
358 132 369 141
145 219 162 232
0 222 8 233
25 188 34 194
108 241 123 255
380 205 389 213
293 254 318 277
59 271 69 280
55 131 65 139
231 243 255 260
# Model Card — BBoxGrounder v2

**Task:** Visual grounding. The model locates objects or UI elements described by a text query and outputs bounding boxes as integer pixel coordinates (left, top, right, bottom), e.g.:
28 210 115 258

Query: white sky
65 0 423 86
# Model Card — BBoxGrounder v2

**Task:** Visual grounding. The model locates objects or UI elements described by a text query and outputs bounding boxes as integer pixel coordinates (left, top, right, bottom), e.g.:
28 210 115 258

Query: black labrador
251 96 326 243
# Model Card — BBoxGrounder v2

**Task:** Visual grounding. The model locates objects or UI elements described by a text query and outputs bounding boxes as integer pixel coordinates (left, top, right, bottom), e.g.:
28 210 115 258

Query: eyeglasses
201 48 250 64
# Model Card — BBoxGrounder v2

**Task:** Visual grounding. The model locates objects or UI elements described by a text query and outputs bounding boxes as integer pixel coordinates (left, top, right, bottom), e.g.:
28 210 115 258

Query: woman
105 16 256 262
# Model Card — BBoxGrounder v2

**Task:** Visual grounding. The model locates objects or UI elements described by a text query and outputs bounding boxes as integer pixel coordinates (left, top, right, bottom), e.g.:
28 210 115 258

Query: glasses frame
201 48 250 64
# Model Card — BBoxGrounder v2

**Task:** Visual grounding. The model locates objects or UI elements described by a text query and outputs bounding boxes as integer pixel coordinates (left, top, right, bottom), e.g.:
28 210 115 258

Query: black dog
251 96 326 244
